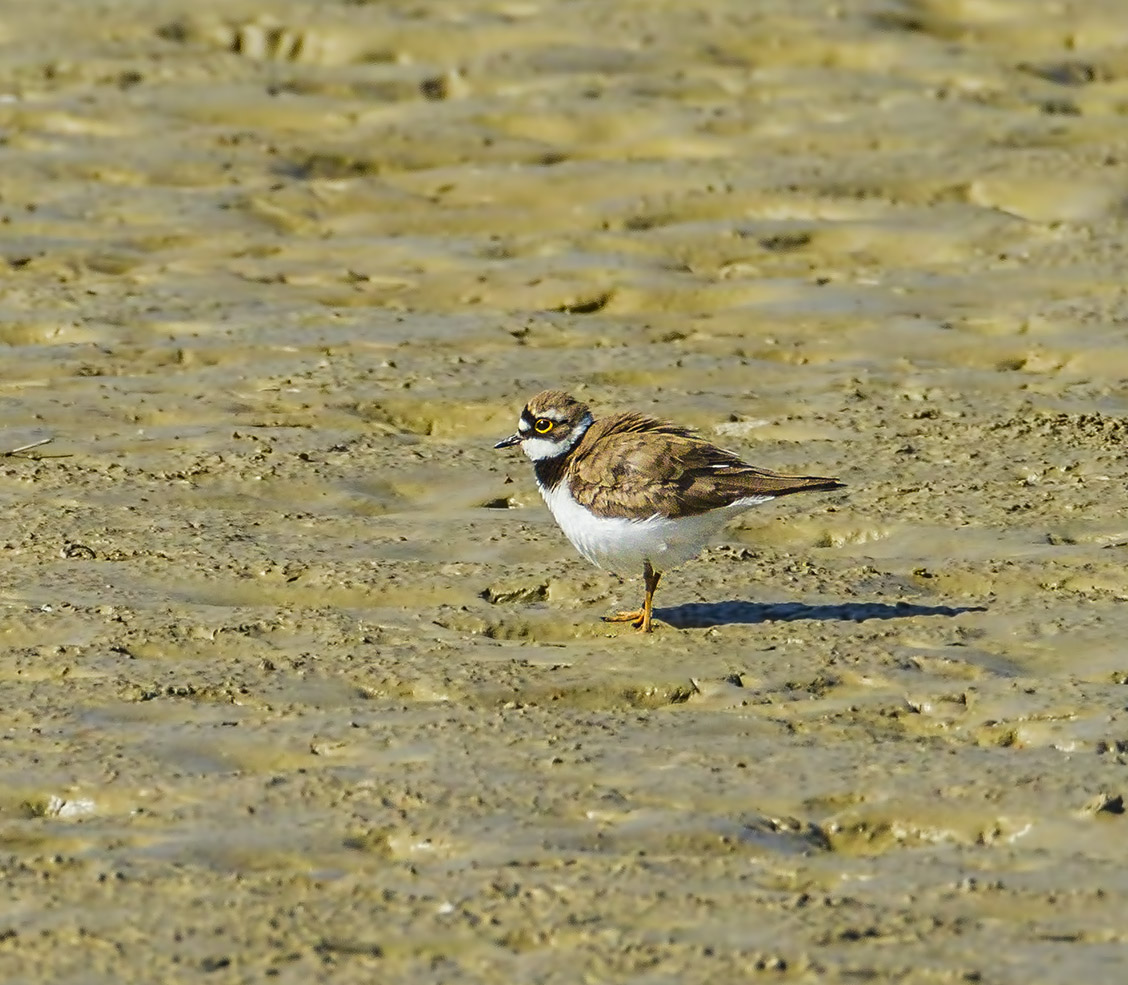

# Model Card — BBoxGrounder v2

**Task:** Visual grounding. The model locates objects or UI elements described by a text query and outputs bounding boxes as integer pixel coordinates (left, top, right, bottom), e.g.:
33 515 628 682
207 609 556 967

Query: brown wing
568 412 842 519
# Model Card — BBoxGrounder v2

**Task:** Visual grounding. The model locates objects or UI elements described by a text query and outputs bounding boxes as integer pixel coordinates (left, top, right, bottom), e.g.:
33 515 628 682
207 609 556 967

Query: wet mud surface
3 0 1128 981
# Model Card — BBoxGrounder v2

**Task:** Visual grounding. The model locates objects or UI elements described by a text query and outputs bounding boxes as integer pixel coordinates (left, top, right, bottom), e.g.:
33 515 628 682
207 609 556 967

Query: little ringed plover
495 390 844 632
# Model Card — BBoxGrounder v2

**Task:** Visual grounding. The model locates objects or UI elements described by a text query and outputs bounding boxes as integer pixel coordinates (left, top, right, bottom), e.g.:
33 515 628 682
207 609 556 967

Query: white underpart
538 480 771 576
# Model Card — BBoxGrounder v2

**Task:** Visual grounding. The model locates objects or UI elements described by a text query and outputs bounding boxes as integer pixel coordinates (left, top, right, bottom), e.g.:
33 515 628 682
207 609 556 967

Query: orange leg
603 561 662 633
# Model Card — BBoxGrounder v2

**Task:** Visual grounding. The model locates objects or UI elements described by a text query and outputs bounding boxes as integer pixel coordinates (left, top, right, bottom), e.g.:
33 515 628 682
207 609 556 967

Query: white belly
538 480 770 575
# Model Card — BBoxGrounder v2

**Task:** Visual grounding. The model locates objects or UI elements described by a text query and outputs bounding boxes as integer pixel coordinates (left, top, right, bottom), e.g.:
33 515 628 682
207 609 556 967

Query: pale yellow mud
2 0 1128 981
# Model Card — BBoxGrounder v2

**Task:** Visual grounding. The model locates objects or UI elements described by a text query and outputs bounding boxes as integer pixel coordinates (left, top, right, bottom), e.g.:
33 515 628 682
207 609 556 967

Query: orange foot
602 609 652 633
603 562 660 634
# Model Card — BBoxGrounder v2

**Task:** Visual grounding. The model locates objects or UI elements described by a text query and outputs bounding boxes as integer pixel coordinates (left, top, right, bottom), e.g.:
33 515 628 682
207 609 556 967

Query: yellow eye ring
534 418 554 434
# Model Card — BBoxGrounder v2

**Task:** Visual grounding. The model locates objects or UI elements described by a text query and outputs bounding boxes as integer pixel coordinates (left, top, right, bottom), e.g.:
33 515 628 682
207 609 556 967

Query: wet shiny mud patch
3 0 1128 981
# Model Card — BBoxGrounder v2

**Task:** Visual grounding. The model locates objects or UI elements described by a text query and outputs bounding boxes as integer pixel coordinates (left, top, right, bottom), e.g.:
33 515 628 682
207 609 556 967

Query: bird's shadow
655 599 987 629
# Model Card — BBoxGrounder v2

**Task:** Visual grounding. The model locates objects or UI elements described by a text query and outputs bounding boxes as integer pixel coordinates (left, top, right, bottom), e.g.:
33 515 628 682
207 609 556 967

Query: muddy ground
2 0 1128 981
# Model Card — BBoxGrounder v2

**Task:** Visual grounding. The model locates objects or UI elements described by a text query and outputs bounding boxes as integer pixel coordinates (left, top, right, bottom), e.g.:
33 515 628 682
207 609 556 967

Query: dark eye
534 418 554 434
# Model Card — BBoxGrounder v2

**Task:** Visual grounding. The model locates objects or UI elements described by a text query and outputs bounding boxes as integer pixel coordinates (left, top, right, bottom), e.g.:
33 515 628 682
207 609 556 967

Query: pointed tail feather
769 474 844 497
726 470 844 499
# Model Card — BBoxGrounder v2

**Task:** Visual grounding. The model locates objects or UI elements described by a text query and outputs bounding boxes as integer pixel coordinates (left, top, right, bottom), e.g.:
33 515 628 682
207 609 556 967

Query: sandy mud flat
2 0 1128 981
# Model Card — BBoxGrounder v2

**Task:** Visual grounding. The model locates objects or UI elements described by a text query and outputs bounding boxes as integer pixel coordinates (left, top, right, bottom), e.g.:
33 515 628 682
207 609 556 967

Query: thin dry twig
2 437 56 457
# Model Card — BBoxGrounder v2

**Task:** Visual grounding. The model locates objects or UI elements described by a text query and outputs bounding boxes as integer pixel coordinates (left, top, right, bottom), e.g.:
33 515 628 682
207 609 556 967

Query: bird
494 390 844 632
